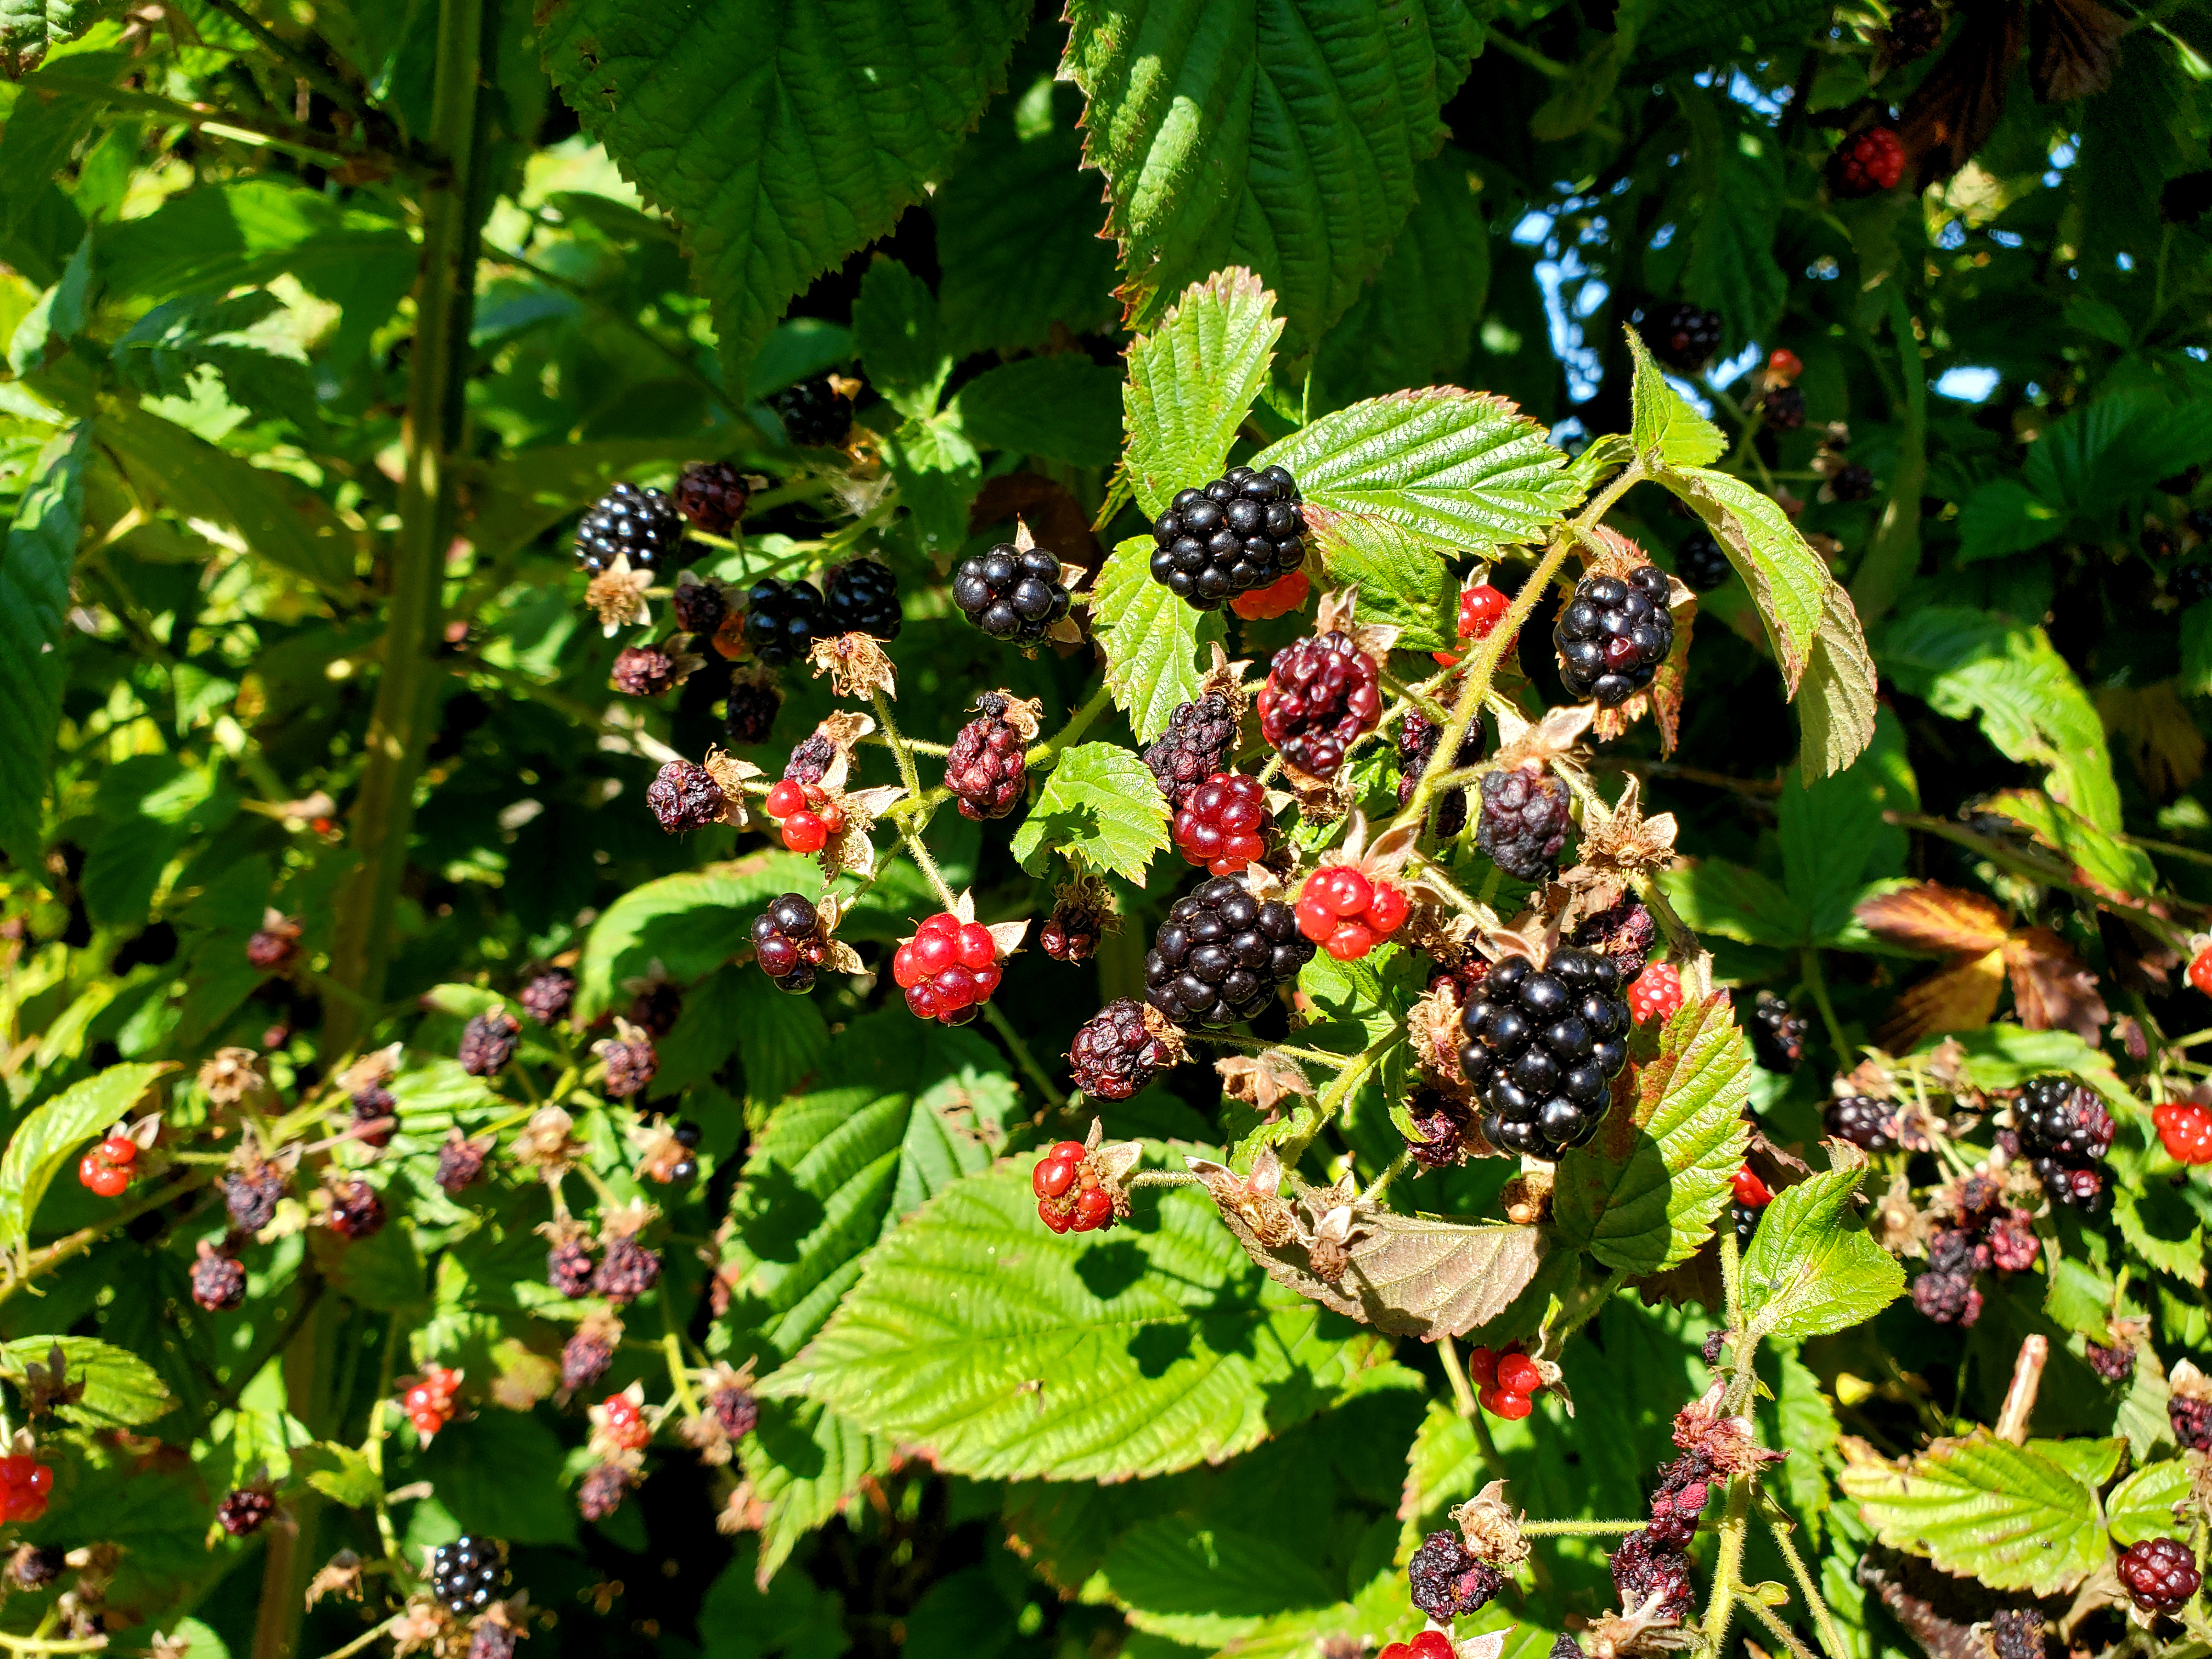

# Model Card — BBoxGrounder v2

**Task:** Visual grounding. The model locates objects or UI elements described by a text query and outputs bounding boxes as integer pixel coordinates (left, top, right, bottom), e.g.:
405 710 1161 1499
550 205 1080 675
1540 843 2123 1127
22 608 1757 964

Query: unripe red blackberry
1677 532 1730 592
246 916 303 973
223 1164 287 1232
951 544 1070 642
1831 127 1907 196
1256 631 1381 779
326 1180 385 1241
2086 1340 2135 1382
892 912 1009 1025
1556 566 1674 706
1068 1000 1177 1100
1641 302 1723 373
2170 1393 2212 1451
436 1136 490 1196
519 967 575 1025
2119 1538 2202 1614
1408 1530 1504 1620
1760 384 1807 431
561 1325 614 1391
1477 764 1571 882
1147 465 1307 610
1573 899 1657 979
1404 1088 1474 1167
739 577 827 665
217 1487 276 1537
1144 878 1314 1029
428 1536 505 1616
708 1383 759 1439
599 1031 658 1100
1396 709 1479 838
576 482 682 574
1750 995 1807 1071
1142 695 1240 809
1230 567 1308 620
191 1249 247 1312
822 558 901 640
458 1011 520 1077
770 377 851 448
1610 1529 1695 1618
1631 963 1688 1030
351 1082 397 1149
1458 949 1631 1159
1173 772 1268 873
723 668 783 745
611 645 681 698
752 893 826 992
548 1238 596 1299
592 1235 662 1306
1830 463 1878 502
1824 1095 1897 1151
944 695 1027 821
1985 1208 2039 1273
577 1462 634 1521
674 460 749 535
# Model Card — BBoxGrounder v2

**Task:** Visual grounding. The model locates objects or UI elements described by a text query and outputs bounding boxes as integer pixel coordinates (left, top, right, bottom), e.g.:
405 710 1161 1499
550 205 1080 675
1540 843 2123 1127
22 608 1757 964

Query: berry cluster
599 1391 651 1452
739 577 827 665
575 482 682 575
1408 1530 1506 1621
752 894 826 992
1068 1000 1177 1101
1626 961 1683 1023
1555 566 1674 707
2013 1075 2112 1209
1831 127 1906 196
1749 995 1807 1071
674 460 748 535
771 378 851 448
1457 950 1631 1159
1294 866 1409 962
762 778 846 854
76 1130 139 1199
2156 1099 2212 1165
1033 1140 1114 1233
952 544 1070 642
1435 580 1512 667
1467 1344 1547 1420
823 559 901 640
428 1534 505 1617
1476 764 1570 882
1731 1163 1771 1249
1143 694 1240 808
458 1010 519 1077
1379 1635 1455 1659
1641 302 1723 374
2118 1538 2202 1615
216 1486 276 1537
891 913 1006 1025
944 695 1027 821
1145 878 1314 1029
0 1457 52 1523
1257 631 1381 779
191 1243 247 1311
1147 465 1307 610
1173 773 1269 874
402 1365 463 1440
1824 1094 1898 1152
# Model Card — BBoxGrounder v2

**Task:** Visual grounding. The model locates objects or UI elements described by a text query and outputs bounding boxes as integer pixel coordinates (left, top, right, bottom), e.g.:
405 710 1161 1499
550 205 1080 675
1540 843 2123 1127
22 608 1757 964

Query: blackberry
1610 1529 1695 1618
561 1326 614 1391
674 460 749 535
1396 709 1479 839
2085 1340 2136 1383
1069 999 1178 1099
592 1235 662 1306
751 893 826 993
223 1164 287 1232
1831 127 1906 196
1143 694 1240 809
625 982 682 1039
1144 878 1314 1030
2016 1076 2114 1162
458 1011 520 1077
1404 1088 1474 1167
1731 1200 1762 1248
1173 772 1269 874
1911 1268 1982 1327
1646 1450 1718 1548
1408 1530 1504 1620
575 482 682 575
708 1383 759 1440
1551 1638 1584 1659
600 1031 657 1101
950 544 1070 643
1885 2 1945 61
1824 1095 1897 1151
1458 950 1631 1159
246 918 302 972
1991 1610 2044 1659
1830 463 1878 502
1477 764 1571 882
351 1082 396 1149
1677 532 1731 592
2174 561 2212 607
7 1547 63 1589
518 968 575 1025
1556 566 1675 706
217 1487 276 1537
1760 384 1807 431
2171 1393 2212 1452
1041 890 1108 963
1985 1209 2039 1273
823 559 901 639
738 577 827 666
611 645 681 698
428 1536 505 1617
191 1250 247 1312
1750 996 1807 1071
2034 1159 2106 1209
783 731 836 785
1147 464 1307 610
668 1122 702 1183
548 1239 596 1300
1571 899 1657 979
469 1623 517 1659
436 1136 490 1196
2118 1538 2202 1615
1256 631 1381 779
1927 1225 1991 1277
1641 302 1723 374
944 695 1028 821
2144 527 2179 560
577 1462 633 1521
326 1180 385 1241
723 668 783 746
771 377 852 448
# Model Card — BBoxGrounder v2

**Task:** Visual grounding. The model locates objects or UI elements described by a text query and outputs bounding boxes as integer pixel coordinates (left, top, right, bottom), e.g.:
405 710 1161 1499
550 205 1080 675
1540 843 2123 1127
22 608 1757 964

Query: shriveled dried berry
647 758 728 834
1611 1528 1695 1617
224 1164 287 1232
1477 764 1571 882
217 1487 276 1537
326 1180 386 1241
611 645 681 698
351 1082 396 1149
1143 694 1240 809
599 1031 658 1101
548 1239 596 1300
561 1325 615 1391
2085 1340 2136 1383
1068 1000 1178 1101
1408 1530 1505 1620
458 1011 520 1077
436 1136 491 1196
708 1384 759 1440
577 1461 634 1520
1404 1088 1474 1168
191 1249 247 1312
592 1235 663 1306
1256 631 1381 779
518 968 575 1025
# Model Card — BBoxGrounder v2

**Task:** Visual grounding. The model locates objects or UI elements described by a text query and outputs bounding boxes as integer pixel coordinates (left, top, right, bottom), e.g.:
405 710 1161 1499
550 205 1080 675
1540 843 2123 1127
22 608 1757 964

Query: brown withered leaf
1895 4 2025 188
1215 1051 1313 1115
1875 948 2005 1052
2030 0 2129 102
1855 883 2012 956
2002 927 2109 1042
2098 682 2205 798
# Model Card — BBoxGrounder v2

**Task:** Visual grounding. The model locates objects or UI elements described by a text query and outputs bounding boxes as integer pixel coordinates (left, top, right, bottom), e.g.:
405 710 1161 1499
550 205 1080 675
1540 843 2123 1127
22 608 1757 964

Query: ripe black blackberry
1884 1 1946 61
1677 532 1731 592
436 1135 490 1195
2167 171 2212 222
548 1238 596 1299
2170 1393 2212 1452
1404 1088 1474 1167
2118 1538 2202 1614
1069 998 1178 1099
1991 1609 2045 1659
1641 302 1724 373
1556 566 1675 706
518 968 575 1026
951 544 1070 642
1830 463 1877 502
668 1121 702 1183
723 668 783 745
771 377 851 448
223 1164 286 1232
1256 631 1381 779
1408 1530 1504 1620
458 1011 520 1077
1143 694 1240 809
2085 1340 2136 1383
592 1235 662 1306
611 645 681 698
326 1180 385 1241
2016 1076 2113 1162
191 1250 247 1312
1731 1200 1762 1248
1760 384 1807 431
1144 879 1314 1030
1396 709 1479 838
823 558 901 639
1147 464 1307 610
2174 561 2212 607
1477 764 1571 882
1571 899 1656 979
1750 995 1807 1071
1610 1528 1695 1618
674 460 749 535
1911 1263 1982 1327
561 1325 614 1391
751 894 826 993
351 1082 396 1149
944 695 1027 821
738 577 827 665
428 1536 505 1617
1824 1095 1897 1152
575 482 682 575
217 1487 275 1537
2035 1161 2106 1210
1458 950 1631 1159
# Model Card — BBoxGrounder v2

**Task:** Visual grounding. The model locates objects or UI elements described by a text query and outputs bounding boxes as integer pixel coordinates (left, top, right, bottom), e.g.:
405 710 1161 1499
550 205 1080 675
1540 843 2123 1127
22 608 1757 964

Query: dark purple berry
950 544 1069 644
1144 879 1314 1030
1147 465 1307 611
1257 632 1381 779
945 695 1027 821
1555 566 1674 706
575 482 681 575
1069 998 1178 1099
1477 764 1570 882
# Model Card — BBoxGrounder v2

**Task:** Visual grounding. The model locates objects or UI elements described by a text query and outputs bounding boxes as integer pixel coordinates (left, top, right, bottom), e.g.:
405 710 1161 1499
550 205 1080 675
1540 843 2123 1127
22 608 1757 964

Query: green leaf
0 1063 170 1261
1778 707 1916 946
1120 268 1282 518
1979 787 2158 900
765 1162 1393 1481
740 1397 892 1587
539 0 1029 387
575 852 822 1019
2112 1182 2203 1289
1311 516 1454 652
1799 577 1884 785
81 757 235 928
418 1408 577 1546
1103 1518 1337 1645
953 355 1124 467
108 289 321 433
853 258 950 421
1063 0 1483 357
1680 95 1787 350
698 1539 849 1657
1918 1025 2137 1109
1881 607 2124 833
1625 326 1724 470
0 3 114 79
1531 1 1648 141
291 1440 382 1508
2022 387 2212 520
1838 1431 2107 1595
0 418 87 866
1957 479 2064 565
1741 1156 1905 1342
1090 532 1228 742
1 1335 170 1425
5 227 88 372
1252 388 1576 555
1009 742 1171 886
1655 859 1805 949
1554 992 1751 1274
882 412 981 560
2105 1457 2192 1547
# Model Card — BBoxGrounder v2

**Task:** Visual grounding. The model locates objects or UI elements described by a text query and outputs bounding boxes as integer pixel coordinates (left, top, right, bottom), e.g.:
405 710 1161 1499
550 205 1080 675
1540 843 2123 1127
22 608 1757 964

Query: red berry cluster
1230 568 1309 621
2190 944 2212 997
1033 1141 1113 1233
1627 961 1683 1023
600 1392 650 1452
891 913 1004 1024
0 1457 52 1523
1433 581 1512 667
401 1366 462 1440
76 1132 139 1199
1174 772 1268 874
2157 1100 2212 1166
1467 1345 1545 1420
761 778 845 854
1294 866 1409 961
1831 126 1906 196
1380 1635 1455 1659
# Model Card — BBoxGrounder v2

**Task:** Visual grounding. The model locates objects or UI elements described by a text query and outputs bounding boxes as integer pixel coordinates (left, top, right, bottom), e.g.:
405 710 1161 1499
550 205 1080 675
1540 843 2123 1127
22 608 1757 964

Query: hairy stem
1762 1497 1855 1659
1742 1590 1824 1659
1701 1474 1752 1650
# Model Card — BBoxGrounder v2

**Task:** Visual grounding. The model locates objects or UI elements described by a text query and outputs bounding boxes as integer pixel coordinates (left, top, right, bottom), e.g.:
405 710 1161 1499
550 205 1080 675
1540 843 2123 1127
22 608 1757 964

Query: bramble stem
1701 1475 1752 1649
1438 1336 1481 1420
1520 1517 1646 1536
1190 1031 1351 1070
1025 682 1115 769
1742 1589 1823 1659
1762 1495 1855 1659
1799 948 1851 1068
1358 1146 1414 1205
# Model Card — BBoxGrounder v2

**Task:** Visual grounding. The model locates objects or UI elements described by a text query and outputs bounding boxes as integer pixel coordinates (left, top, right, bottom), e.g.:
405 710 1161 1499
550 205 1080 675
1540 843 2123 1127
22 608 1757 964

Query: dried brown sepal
1313 585 1403 663
585 555 654 635
1866 1173 1929 1256
1494 701 1597 772
198 1046 268 1106
306 1550 366 1609
1197 641 1256 718
1573 775 1683 882
808 631 899 701
1449 1480 1532 1570
1304 1200 1367 1284
700 747 762 830
1215 1050 1313 1116
515 1107 585 1178
1501 1171 1553 1226
339 1043 404 1095
1673 1379 1787 1476
820 782 906 881
1274 763 1350 823
978 691 1045 743
1184 1149 1301 1249
14 1345 82 1419
1409 981 1474 1097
